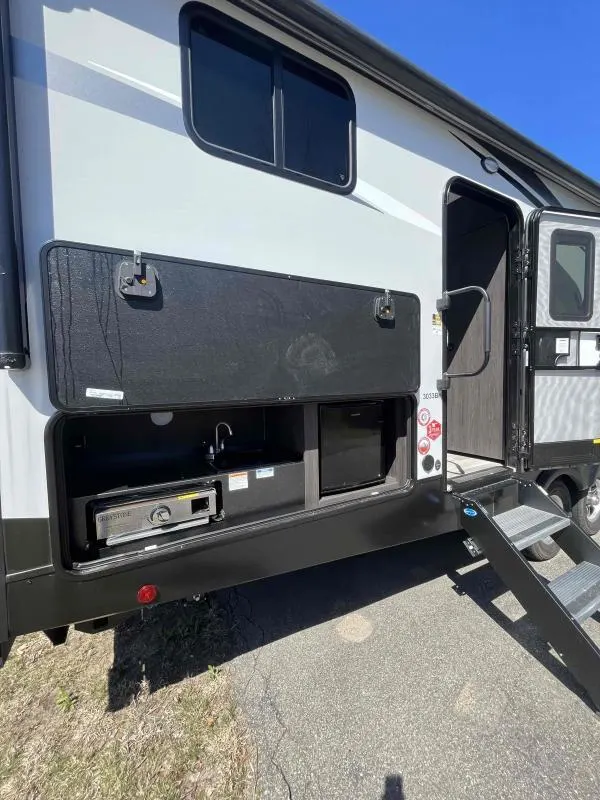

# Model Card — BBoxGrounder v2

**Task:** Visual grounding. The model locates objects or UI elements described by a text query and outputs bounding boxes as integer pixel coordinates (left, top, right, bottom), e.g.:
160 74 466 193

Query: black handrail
436 285 491 390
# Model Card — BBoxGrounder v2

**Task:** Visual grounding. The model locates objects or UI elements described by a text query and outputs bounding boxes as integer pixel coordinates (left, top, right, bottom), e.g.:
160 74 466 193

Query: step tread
449 465 513 489
549 561 600 622
462 477 518 500
492 504 570 550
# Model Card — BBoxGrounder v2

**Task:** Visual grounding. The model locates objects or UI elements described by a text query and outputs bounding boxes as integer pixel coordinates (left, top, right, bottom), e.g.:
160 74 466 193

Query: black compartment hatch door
42 242 420 411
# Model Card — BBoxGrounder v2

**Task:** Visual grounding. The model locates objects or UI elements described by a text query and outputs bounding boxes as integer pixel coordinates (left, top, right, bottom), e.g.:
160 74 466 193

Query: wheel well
537 471 584 503
557 474 582 503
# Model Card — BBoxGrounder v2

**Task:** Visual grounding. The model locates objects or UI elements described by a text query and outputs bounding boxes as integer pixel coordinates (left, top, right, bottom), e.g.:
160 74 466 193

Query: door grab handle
436 285 491 391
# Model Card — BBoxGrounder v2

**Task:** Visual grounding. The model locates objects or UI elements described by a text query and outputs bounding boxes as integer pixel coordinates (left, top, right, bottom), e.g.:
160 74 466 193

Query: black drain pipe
0 0 27 369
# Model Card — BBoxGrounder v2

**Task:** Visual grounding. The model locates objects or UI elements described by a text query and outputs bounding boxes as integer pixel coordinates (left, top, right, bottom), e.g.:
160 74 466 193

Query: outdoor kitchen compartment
57 405 305 564
54 397 408 565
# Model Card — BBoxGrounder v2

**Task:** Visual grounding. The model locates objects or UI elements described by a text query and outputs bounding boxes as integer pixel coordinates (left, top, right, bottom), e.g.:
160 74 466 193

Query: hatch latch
117 250 158 299
374 289 395 323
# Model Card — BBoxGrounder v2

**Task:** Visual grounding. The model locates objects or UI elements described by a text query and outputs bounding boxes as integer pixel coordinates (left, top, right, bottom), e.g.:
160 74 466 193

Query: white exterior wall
0 0 592 519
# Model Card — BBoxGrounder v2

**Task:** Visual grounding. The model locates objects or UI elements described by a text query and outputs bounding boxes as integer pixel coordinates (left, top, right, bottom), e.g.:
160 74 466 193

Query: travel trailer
3 0 600 707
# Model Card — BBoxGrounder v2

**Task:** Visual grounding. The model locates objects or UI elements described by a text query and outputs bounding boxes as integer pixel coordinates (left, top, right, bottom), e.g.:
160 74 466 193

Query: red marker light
137 584 158 605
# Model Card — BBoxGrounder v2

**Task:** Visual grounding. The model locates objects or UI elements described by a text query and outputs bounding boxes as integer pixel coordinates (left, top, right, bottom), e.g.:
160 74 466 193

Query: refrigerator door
320 402 385 494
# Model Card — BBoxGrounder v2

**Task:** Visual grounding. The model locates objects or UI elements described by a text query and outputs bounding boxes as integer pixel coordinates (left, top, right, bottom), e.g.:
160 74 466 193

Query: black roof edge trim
229 0 600 208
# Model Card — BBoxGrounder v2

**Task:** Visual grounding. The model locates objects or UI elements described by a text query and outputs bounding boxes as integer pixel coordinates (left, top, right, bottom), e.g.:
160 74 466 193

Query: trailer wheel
524 480 570 561
572 477 600 537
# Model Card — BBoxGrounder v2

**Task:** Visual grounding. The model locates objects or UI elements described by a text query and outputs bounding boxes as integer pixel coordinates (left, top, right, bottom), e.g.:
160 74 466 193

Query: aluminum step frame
458 477 600 711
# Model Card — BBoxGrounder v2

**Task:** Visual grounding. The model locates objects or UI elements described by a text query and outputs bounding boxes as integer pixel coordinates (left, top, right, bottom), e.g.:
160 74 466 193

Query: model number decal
422 392 440 400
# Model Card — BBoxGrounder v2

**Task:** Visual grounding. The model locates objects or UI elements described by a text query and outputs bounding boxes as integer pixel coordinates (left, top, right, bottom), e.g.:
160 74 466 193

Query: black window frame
180 2 357 195
549 228 595 322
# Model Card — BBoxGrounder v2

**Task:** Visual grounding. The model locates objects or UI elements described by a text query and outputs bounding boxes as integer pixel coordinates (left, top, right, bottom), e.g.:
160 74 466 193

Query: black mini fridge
319 401 385 495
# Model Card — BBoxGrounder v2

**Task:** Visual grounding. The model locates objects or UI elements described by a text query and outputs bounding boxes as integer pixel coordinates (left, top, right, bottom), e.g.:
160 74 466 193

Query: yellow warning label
177 491 201 500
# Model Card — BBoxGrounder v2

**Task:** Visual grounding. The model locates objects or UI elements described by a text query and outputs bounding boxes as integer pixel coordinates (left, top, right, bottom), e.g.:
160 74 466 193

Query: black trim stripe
471 136 563 207
451 132 546 208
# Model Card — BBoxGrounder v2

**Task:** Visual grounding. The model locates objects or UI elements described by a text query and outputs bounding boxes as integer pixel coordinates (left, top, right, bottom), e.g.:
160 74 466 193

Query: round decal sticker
418 437 430 456
417 407 431 427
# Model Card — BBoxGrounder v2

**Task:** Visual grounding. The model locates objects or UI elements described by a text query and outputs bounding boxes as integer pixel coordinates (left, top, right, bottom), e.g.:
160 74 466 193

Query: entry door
529 209 600 466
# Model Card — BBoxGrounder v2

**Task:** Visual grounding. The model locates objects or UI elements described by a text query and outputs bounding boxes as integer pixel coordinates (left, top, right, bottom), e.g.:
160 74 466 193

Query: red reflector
137 584 158 605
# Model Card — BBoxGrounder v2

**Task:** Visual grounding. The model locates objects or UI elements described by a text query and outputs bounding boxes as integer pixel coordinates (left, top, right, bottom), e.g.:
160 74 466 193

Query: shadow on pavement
382 774 405 799
106 532 472 709
219 532 473 654
448 561 595 711
105 530 594 712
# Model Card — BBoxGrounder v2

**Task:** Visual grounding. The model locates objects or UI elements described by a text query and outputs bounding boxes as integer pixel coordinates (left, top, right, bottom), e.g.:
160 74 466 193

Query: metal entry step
457 475 600 710
493 504 570 550
549 561 600 623
449 465 513 492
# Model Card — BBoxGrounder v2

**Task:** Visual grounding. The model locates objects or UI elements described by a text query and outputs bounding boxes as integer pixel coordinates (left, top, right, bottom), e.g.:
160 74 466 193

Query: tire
572 477 600 537
524 480 571 561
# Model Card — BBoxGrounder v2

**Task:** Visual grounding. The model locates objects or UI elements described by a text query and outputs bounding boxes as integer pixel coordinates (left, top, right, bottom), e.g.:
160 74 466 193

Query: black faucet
215 421 233 454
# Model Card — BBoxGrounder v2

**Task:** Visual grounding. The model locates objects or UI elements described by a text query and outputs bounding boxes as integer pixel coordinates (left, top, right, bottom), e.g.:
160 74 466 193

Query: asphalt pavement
222 531 600 800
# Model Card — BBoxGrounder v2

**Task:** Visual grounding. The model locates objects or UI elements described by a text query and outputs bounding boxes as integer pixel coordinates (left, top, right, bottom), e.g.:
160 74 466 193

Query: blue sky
320 0 600 181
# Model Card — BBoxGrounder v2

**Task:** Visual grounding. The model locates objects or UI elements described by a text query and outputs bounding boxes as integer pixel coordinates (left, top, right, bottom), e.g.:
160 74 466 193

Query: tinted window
184 7 355 192
190 17 274 163
550 230 595 321
282 58 353 186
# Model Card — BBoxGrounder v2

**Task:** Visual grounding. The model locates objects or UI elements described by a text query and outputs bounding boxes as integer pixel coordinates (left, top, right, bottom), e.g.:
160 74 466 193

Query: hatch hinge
511 423 529 456
511 321 531 356
513 248 531 279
